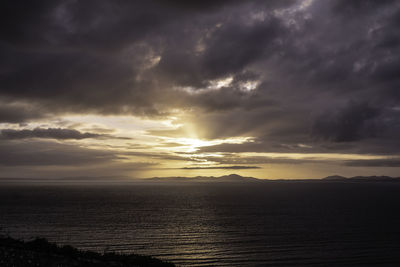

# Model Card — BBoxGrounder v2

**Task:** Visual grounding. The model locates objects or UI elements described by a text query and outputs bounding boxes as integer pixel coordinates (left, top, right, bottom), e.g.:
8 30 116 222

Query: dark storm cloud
156 0 238 10
0 141 117 166
152 20 284 89
332 0 396 15
344 159 400 168
0 102 46 123
201 19 283 79
1 0 400 158
0 0 294 116
0 0 59 46
158 0 294 11
0 128 103 140
0 0 166 49
0 49 138 113
312 102 381 142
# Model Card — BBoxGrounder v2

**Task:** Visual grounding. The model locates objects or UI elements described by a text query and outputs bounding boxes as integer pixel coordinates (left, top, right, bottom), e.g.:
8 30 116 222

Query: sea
1 181 400 266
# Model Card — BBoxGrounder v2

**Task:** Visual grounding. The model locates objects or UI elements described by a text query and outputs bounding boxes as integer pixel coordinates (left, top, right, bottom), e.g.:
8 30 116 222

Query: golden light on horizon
3 110 399 180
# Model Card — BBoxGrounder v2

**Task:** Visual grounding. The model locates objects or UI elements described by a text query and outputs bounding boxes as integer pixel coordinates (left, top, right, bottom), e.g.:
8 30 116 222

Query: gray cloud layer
0 141 116 166
1 0 400 163
0 128 102 140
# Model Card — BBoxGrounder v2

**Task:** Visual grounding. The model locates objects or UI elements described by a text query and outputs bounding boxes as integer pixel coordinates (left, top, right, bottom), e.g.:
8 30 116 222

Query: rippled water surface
1 182 400 266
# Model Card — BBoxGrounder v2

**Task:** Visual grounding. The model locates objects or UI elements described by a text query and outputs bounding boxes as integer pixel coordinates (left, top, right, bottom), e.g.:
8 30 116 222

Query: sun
175 138 211 152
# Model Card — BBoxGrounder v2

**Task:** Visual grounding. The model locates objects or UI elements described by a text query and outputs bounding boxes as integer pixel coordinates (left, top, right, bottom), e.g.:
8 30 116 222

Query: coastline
0 236 175 267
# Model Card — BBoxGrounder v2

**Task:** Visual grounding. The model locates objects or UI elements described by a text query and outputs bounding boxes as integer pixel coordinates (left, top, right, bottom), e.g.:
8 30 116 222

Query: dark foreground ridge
0 236 175 267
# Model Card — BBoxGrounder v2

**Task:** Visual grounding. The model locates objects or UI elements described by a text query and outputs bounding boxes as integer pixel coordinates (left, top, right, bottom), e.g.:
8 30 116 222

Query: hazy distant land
1 174 399 184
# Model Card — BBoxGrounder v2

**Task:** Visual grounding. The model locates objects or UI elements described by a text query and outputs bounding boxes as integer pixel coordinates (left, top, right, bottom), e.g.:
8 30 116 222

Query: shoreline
0 236 175 267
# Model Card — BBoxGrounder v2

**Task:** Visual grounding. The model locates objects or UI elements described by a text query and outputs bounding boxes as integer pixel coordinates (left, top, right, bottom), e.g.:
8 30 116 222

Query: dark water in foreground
1 182 400 266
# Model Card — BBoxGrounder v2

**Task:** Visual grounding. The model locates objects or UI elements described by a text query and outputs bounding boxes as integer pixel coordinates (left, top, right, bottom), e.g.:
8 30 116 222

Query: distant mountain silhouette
2 174 399 183
149 174 400 183
322 175 400 182
323 175 347 181
147 174 260 183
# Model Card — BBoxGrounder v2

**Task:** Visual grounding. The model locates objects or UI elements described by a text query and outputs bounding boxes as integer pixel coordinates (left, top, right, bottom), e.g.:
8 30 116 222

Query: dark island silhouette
147 173 260 183
145 174 400 183
1 174 399 183
322 175 400 182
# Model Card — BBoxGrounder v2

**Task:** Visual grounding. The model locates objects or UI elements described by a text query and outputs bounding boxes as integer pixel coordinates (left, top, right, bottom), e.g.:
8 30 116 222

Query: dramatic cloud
0 141 117 166
1 0 400 178
344 159 400 167
0 128 102 140
0 101 47 123
312 102 381 142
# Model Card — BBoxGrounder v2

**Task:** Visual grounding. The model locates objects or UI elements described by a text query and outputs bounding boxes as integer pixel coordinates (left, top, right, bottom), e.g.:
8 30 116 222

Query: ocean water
1 181 400 266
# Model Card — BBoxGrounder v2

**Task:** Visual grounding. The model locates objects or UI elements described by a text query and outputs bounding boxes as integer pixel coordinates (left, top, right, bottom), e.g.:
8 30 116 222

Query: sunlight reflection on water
1 182 400 266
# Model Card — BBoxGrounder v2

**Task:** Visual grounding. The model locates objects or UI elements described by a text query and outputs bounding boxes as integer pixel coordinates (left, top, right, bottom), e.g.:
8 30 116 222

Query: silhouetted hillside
0 236 174 267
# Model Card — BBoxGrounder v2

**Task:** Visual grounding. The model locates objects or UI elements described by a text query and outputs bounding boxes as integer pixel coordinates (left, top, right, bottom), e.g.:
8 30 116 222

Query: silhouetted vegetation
0 236 175 267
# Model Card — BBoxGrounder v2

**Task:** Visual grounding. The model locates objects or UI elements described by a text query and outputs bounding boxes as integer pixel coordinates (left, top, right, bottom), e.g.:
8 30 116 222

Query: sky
1 0 400 179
